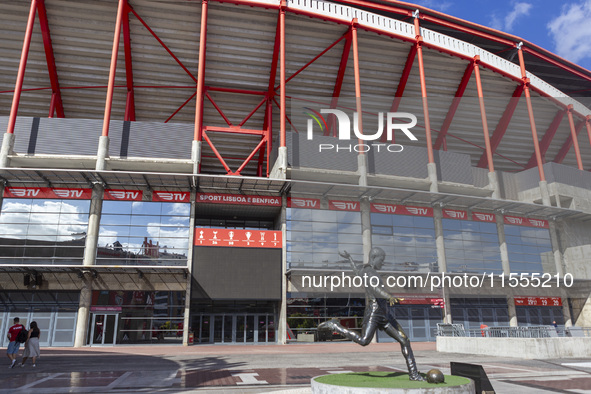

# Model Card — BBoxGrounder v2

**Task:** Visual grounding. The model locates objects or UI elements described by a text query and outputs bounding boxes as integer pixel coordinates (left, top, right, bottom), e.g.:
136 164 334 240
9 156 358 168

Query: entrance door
195 314 275 344
89 313 119 346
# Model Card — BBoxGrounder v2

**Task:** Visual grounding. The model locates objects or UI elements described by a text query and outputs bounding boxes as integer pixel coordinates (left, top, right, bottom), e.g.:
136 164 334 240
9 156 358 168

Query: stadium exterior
1 0 591 347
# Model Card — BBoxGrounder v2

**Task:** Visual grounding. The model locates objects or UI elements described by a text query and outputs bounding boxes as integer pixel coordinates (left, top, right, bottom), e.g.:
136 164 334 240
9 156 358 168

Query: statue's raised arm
339 250 362 275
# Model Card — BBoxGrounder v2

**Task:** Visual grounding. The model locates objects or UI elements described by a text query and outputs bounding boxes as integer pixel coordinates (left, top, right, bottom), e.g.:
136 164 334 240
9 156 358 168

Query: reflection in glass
0 199 90 265
97 201 190 266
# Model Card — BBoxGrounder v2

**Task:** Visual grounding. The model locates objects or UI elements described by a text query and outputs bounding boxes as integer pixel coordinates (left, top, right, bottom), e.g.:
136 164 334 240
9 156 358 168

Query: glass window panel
337 211 360 224
393 216 414 227
161 203 190 216
102 201 133 214
413 217 435 229
131 202 159 215
371 213 392 226
442 219 462 231
2 199 33 212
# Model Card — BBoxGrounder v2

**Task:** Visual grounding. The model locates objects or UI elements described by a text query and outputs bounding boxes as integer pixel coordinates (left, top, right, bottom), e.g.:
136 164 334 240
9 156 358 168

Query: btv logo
305 108 418 141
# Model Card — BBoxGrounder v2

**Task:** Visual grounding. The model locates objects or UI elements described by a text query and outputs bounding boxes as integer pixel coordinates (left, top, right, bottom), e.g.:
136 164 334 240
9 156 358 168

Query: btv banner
194 228 282 248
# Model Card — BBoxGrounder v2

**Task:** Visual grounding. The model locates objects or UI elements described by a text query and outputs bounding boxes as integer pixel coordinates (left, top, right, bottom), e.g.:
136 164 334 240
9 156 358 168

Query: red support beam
476 84 523 167
235 137 267 175
351 19 364 147
278 32 348 90
518 47 546 182
391 44 417 113
238 97 267 127
566 105 584 170
194 0 209 141
122 1 135 121
202 131 232 173
37 0 64 118
129 7 197 83
165 91 196 123
414 18 435 164
263 11 281 133
326 29 352 136
473 57 494 173
206 92 233 126
525 109 565 168
101 0 125 137
6 0 37 135
381 44 417 143
554 119 585 164
279 1 286 148
433 62 473 150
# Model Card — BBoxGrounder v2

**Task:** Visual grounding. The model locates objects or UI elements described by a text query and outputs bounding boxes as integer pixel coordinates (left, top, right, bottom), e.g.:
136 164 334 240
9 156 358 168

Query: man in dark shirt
319 248 424 381
6 317 24 368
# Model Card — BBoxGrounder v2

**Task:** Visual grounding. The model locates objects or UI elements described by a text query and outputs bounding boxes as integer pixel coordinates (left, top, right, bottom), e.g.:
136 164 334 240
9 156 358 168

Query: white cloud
490 3 532 32
505 3 532 31
548 1 591 64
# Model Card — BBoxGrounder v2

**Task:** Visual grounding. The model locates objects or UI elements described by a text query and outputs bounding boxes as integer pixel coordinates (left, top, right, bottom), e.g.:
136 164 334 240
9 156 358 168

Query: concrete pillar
496 214 517 326
548 220 572 327
539 180 551 207
360 197 372 264
82 184 104 267
183 190 196 345
74 282 92 347
277 196 288 344
488 171 500 199
270 146 288 179
74 183 104 347
433 207 451 323
427 162 438 193
96 135 110 171
0 133 15 168
358 153 368 188
191 140 202 175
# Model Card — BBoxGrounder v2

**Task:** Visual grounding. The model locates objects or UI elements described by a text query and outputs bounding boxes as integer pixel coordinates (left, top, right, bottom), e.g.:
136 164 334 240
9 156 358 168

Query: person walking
20 321 41 368
6 317 24 368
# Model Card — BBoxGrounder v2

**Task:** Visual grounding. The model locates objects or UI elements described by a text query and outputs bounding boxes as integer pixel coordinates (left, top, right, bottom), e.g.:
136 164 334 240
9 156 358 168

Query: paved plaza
1 342 590 393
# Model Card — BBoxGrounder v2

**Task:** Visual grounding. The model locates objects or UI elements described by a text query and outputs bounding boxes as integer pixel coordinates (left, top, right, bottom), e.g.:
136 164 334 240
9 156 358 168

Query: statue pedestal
311 373 474 394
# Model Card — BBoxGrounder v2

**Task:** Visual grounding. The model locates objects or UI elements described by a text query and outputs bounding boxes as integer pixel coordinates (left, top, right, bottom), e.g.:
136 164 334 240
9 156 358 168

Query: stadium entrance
193 313 276 344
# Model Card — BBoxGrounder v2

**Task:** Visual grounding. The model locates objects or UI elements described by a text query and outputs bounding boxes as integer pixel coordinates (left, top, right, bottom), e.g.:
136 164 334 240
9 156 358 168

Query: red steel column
101 0 125 138
414 12 437 192
566 105 584 170
414 16 434 164
6 0 38 135
473 57 494 173
518 47 546 182
279 1 286 149
351 20 363 146
194 0 209 142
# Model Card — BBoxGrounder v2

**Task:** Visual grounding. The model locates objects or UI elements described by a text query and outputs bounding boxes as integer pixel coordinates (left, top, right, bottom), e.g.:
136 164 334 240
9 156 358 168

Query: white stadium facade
1 0 591 347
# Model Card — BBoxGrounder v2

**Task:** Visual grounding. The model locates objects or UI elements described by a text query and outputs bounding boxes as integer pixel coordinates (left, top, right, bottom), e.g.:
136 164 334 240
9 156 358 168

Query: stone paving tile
509 377 591 393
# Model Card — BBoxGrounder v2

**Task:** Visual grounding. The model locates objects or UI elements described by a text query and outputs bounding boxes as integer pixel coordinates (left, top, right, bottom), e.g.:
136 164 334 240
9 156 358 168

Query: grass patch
314 372 471 389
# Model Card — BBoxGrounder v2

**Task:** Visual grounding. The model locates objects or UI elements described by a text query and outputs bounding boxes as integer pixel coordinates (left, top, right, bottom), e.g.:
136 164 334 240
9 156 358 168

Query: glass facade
0 199 89 265
442 219 503 274
287 208 362 269
91 290 185 344
371 213 437 272
97 201 190 266
505 225 553 274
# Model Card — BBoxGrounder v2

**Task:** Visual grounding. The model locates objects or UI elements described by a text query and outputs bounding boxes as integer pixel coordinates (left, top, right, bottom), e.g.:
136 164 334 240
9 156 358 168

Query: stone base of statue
311 372 474 394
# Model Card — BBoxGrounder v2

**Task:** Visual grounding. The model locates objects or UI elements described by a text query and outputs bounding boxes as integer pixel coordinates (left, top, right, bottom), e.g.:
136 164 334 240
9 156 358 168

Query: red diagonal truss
37 0 64 118
326 28 352 136
476 84 523 168
554 119 585 164
525 109 565 168
433 61 473 150
381 44 417 143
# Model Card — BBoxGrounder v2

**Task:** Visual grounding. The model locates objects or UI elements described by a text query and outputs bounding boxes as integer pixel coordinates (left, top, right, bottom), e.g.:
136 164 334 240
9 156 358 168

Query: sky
410 0 591 71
